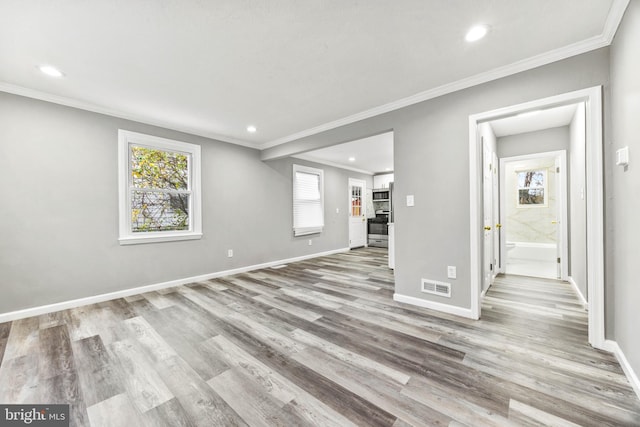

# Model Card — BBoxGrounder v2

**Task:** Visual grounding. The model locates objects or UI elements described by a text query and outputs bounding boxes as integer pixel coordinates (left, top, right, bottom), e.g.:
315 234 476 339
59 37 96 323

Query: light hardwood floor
1 248 639 426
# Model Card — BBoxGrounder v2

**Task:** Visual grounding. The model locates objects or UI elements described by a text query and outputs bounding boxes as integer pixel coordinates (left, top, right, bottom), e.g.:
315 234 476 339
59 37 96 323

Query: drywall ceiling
294 132 393 175
490 103 579 137
0 0 624 148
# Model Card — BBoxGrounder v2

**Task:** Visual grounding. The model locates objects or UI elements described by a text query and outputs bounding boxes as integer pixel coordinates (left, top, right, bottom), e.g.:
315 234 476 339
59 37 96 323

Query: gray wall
497 126 569 158
610 0 640 387
0 92 371 313
569 103 587 299
262 49 610 311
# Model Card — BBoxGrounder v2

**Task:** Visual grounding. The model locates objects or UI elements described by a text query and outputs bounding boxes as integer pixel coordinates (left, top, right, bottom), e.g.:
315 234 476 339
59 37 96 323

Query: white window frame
516 168 548 208
118 130 202 245
292 164 324 236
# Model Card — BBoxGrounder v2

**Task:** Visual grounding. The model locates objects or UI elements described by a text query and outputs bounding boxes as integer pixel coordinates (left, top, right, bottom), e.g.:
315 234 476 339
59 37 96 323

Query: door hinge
490 263 493 271
557 257 561 264
556 166 560 173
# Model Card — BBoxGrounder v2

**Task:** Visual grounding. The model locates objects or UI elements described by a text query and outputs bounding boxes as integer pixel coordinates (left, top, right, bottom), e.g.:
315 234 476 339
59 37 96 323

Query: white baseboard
567 276 588 308
0 247 350 323
393 293 477 319
604 340 640 401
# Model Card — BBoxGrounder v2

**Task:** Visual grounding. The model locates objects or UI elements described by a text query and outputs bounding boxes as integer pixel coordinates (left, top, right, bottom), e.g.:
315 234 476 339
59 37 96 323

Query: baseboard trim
393 293 477 320
567 276 588 308
0 247 350 323
604 340 640 401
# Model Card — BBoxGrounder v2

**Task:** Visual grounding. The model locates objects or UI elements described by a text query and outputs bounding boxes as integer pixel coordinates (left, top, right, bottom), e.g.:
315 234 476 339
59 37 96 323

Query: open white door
555 153 569 280
348 178 367 248
482 140 494 293
493 152 501 275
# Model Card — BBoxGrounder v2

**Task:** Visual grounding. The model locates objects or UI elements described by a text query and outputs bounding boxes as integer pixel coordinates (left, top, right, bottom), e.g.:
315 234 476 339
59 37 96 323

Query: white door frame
499 150 568 280
468 86 605 349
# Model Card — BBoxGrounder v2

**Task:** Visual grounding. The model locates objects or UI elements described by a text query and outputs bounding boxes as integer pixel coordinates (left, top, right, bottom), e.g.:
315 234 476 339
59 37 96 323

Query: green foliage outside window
130 146 190 232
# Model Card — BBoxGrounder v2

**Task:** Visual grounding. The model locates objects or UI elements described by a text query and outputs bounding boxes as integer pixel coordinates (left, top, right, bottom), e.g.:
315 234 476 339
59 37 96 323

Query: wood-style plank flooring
1 248 639 426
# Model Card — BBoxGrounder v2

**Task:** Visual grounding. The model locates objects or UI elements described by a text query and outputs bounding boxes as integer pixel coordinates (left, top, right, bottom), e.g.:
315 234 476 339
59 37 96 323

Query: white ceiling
294 132 394 175
0 0 624 149
490 103 579 137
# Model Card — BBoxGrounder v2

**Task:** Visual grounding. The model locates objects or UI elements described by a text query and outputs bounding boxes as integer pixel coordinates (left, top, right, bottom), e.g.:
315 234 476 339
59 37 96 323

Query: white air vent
421 279 451 298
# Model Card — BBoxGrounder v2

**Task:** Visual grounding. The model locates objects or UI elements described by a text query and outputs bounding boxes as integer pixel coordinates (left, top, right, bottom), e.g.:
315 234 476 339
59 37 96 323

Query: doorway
469 86 605 349
348 178 367 248
500 151 568 280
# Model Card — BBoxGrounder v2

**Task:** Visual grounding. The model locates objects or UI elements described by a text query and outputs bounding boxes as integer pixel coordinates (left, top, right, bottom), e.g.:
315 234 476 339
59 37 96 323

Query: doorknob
484 226 491 231
551 220 558 224
496 223 502 228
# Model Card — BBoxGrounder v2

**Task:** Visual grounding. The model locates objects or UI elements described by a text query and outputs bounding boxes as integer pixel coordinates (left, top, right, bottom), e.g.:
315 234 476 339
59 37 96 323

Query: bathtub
506 241 556 262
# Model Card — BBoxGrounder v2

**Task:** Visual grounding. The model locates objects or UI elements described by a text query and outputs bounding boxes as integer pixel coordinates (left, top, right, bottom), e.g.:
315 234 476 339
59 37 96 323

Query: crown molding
602 0 630 43
262 37 607 149
0 82 262 150
263 0 628 149
1 0 628 152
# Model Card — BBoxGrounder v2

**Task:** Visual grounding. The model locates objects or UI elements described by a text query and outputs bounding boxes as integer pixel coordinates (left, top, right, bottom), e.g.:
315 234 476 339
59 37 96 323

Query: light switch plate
447 266 457 279
406 195 415 207
616 146 629 166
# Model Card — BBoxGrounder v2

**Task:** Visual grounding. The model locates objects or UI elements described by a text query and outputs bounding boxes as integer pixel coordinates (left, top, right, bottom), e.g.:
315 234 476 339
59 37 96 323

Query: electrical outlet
308 239 313 246
227 249 233 258
336 207 340 213
447 266 457 279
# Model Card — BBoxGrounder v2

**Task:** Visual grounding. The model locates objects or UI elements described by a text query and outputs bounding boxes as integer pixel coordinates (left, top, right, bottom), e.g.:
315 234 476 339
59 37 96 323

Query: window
516 169 547 207
293 164 324 236
118 130 202 244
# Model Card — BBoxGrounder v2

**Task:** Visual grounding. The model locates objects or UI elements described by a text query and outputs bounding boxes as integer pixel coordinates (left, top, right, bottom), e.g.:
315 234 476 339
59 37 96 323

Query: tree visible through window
130 146 190 232
517 169 546 206
118 130 201 245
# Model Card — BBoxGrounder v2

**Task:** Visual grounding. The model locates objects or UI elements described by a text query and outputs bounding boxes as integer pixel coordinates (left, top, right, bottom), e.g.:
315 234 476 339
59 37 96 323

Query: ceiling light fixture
348 157 356 162
465 24 489 42
38 65 64 78
246 125 257 133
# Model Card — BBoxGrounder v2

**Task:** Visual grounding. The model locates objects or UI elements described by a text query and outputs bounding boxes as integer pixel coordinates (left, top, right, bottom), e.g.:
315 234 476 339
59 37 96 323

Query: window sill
118 232 203 245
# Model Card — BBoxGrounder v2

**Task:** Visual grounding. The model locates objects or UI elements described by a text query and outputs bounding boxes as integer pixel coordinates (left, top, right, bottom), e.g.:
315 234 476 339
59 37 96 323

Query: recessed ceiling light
465 24 490 42
247 125 257 133
38 65 64 78
348 157 356 162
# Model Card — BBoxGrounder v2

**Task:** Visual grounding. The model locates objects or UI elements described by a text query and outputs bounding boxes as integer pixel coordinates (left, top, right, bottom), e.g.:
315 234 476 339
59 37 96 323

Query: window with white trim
118 130 202 245
293 164 324 236
516 169 547 207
